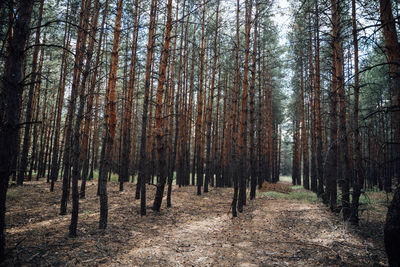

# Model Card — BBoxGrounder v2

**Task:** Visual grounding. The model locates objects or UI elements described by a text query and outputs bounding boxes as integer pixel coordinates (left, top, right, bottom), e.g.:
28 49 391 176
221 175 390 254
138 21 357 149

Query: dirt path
5 180 387 266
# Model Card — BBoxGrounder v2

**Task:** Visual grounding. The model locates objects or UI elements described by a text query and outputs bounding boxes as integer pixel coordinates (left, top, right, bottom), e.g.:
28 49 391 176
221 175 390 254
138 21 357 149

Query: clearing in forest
5 180 388 266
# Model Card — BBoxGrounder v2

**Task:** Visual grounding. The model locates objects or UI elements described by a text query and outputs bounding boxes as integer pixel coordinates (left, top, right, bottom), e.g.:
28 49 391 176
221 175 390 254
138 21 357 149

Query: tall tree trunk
292 91 301 186
50 2 72 191
79 0 105 198
17 0 44 185
98 0 123 229
70 0 100 236
249 0 258 200
314 0 324 197
195 0 206 196
137 0 158 215
379 0 400 182
204 0 220 194
326 0 341 211
301 59 309 190
0 0 34 261
307 12 314 191
231 0 241 217
60 0 90 215
152 0 173 212
238 0 253 212
379 0 400 265
350 0 364 225
166 0 183 207
29 36 46 181
120 0 140 191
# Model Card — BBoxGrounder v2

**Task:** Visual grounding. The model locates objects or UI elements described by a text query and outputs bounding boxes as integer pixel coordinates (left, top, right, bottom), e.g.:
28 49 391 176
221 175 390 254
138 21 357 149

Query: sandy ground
4 179 388 266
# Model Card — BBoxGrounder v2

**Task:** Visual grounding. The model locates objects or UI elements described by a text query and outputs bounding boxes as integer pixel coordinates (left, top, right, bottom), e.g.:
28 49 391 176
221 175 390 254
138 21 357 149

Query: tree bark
249 0 258 200
204 0 220 194
195 0 206 196
152 0 174 212
231 0 241 217
326 0 342 211
79 0 104 198
238 0 253 212
0 0 34 261
17 0 44 185
98 0 123 229
137 0 158 215
120 0 140 191
60 0 90 215
50 1 72 192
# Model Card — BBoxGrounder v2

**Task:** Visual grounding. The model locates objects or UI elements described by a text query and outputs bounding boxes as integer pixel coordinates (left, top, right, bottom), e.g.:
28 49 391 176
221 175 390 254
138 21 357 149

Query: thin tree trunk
60 0 90 215
314 0 324 197
50 2 72 191
231 0 241 217
70 0 100 236
204 0 220 193
79 0 103 198
137 0 158 215
301 59 309 190
195 0 206 196
17 0 44 185
167 0 184 207
120 0 140 191
238 0 253 212
152 0 174 212
249 0 258 200
29 38 46 181
350 0 364 225
98 0 123 229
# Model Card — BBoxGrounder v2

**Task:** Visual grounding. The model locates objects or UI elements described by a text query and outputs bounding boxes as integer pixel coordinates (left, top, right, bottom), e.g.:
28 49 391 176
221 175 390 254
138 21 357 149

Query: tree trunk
195 0 206 196
314 0 324 197
249 0 258 200
326 0 341 211
238 0 253 212
98 0 123 229
50 3 72 192
384 186 400 267
379 0 400 183
60 0 90 215
301 59 309 190
0 0 34 261
350 0 364 224
204 0 220 194
137 0 158 215
70 0 100 236
29 36 46 181
231 0 241 217
79 0 104 198
152 0 173 212
17 0 44 185
120 0 139 191
379 0 400 264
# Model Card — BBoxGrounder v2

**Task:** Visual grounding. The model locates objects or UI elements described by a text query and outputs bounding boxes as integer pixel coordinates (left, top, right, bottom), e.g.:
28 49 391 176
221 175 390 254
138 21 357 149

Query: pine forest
0 0 400 265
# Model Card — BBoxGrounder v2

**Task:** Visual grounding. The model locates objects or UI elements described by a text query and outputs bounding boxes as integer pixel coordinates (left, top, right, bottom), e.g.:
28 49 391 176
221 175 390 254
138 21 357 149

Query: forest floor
4 178 390 266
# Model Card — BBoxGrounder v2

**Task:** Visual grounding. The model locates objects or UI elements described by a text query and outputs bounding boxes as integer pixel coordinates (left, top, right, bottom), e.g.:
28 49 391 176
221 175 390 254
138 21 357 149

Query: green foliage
280 175 292 183
92 171 119 183
258 184 320 204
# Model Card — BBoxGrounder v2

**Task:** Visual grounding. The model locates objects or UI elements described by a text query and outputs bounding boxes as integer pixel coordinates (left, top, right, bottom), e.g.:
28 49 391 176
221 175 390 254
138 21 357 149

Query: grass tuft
258 185 320 204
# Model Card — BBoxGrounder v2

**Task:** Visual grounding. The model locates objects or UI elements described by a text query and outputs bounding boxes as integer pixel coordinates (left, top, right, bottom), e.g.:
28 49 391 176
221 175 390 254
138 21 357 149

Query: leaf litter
4 180 388 266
